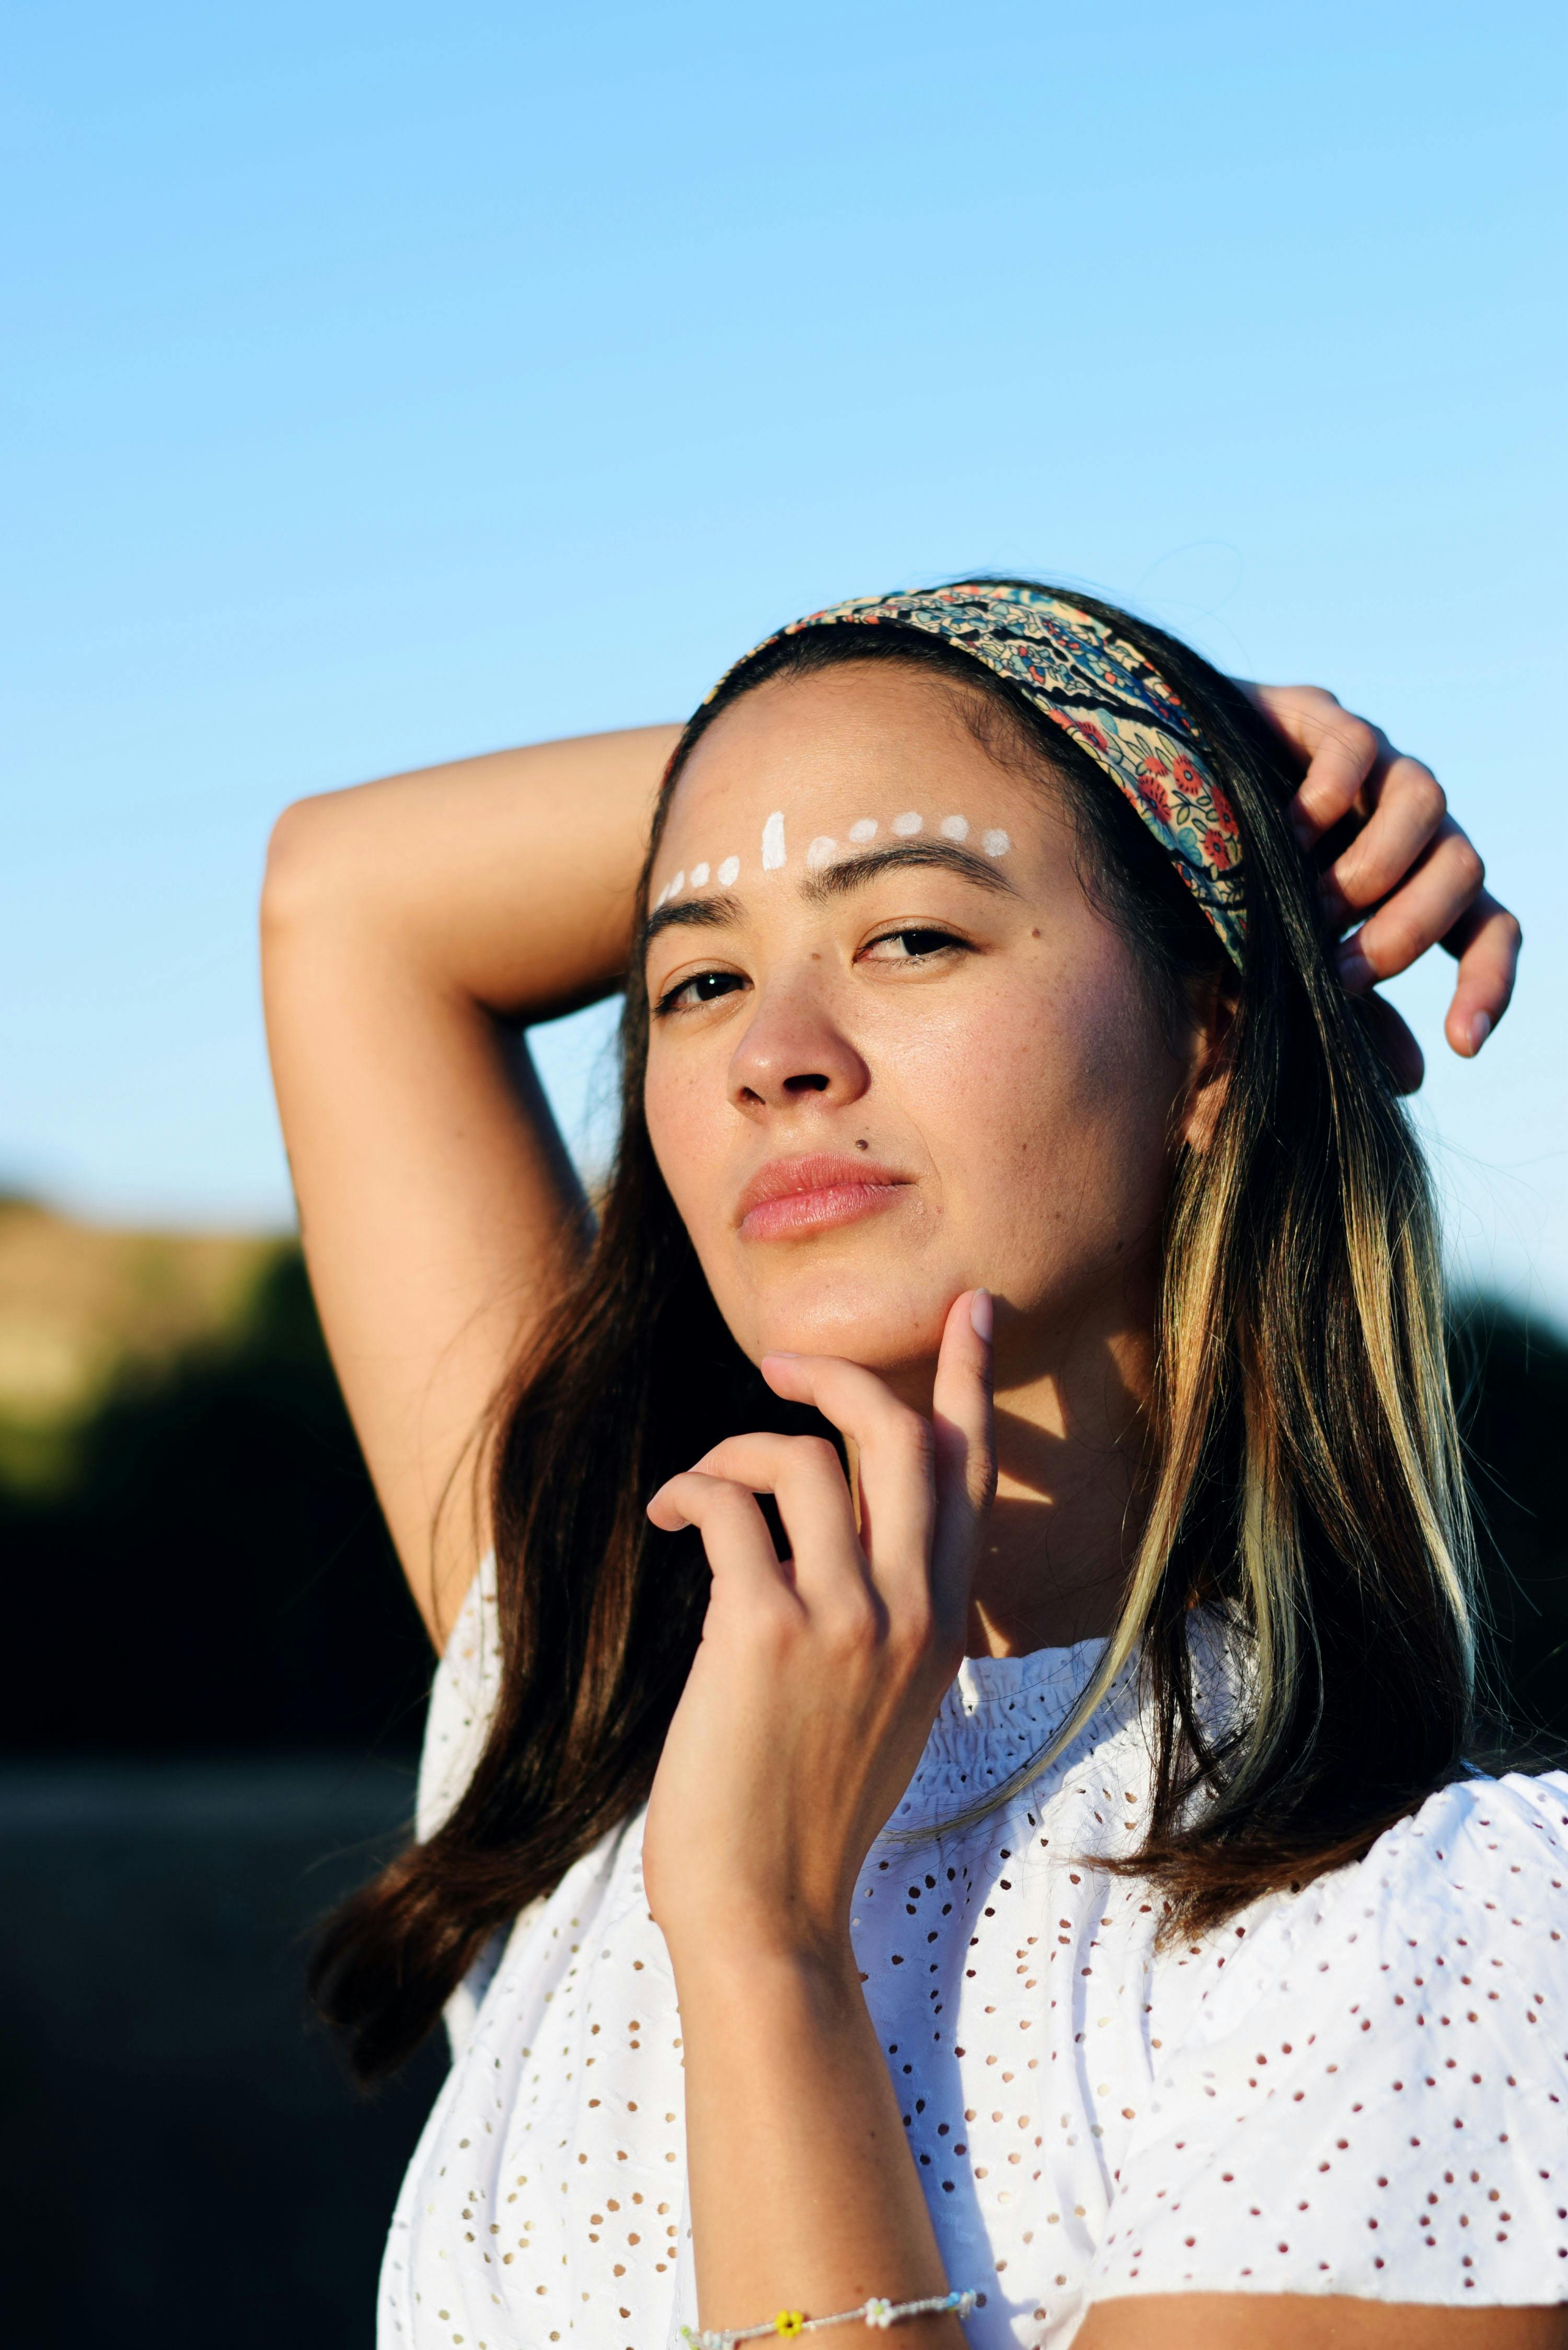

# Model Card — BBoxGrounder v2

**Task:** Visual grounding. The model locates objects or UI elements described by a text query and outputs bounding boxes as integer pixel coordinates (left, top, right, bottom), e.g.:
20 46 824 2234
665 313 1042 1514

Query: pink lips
735 1152 911 1241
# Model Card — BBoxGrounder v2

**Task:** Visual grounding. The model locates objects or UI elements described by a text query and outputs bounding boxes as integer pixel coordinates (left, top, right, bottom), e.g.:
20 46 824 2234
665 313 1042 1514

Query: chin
737 1272 955 1374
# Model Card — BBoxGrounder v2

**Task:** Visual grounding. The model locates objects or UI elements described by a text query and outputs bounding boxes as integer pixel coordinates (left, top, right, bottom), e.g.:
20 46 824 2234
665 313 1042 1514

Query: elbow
261 794 347 952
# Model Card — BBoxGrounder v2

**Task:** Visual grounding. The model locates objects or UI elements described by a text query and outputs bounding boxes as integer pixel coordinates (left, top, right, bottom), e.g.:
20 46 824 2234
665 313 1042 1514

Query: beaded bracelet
679 2286 978 2347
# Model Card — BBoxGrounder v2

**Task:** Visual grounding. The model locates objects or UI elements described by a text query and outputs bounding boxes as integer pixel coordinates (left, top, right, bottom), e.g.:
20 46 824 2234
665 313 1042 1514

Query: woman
262 582 1559 2349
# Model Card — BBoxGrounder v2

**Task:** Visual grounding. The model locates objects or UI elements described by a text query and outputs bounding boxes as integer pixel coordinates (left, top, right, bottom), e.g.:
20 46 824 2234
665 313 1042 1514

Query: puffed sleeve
415 1550 502 1843
413 1554 509 2056
1084 1771 1568 2312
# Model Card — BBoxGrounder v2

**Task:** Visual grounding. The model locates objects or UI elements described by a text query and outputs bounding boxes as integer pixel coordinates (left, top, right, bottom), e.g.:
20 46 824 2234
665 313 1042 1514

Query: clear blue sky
5 2 1565 1318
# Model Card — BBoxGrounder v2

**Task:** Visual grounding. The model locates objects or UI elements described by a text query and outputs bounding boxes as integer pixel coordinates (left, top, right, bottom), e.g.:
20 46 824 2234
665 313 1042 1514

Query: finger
647 1470 798 1607
929 1290 996 1630
759 1353 936 1607
684 1430 864 1609
1334 825 1485 992
1440 892 1521 1059
1249 685 1384 847
1320 765 1451 929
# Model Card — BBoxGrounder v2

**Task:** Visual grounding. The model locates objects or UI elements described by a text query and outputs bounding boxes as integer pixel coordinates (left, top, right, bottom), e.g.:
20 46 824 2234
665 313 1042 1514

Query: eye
654 966 748 1017
860 925 970 964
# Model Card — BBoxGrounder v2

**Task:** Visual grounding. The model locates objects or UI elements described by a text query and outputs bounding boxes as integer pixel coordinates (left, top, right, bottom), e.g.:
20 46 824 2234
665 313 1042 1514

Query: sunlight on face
642 663 1194 1387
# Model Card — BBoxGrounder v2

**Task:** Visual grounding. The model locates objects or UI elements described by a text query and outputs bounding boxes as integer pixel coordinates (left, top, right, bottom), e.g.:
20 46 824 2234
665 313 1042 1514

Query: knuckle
1334 712 1377 765
1378 910 1426 969
893 1406 935 1463
1406 766 1447 827
792 1434 844 1480
1449 835 1484 894
754 1592 799 1649
822 1594 880 1657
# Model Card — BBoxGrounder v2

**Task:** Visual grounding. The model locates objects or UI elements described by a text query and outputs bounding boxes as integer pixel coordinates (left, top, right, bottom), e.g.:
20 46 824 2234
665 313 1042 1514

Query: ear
1174 972 1238 1154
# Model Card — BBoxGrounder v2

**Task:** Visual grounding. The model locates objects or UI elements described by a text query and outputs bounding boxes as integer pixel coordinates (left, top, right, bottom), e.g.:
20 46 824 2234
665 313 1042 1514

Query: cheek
643 1046 729 1237
910 958 1179 1253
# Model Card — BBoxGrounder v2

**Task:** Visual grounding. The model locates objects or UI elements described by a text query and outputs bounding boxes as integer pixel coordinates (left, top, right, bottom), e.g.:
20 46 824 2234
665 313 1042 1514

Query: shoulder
1366 1767 1568 1938
1165 1769 1568 2042
1085 1772 1568 2311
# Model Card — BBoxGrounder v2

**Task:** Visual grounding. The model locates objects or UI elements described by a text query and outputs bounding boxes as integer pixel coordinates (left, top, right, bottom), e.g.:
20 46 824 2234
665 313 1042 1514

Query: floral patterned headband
711 582 1246 965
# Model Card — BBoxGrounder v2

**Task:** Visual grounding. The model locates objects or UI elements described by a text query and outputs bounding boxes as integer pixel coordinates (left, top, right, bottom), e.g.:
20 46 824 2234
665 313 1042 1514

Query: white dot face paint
891 811 923 837
653 880 671 909
848 818 878 845
939 814 970 842
982 828 1011 858
761 811 787 870
805 836 837 871
717 855 740 888
670 870 686 894
689 862 710 889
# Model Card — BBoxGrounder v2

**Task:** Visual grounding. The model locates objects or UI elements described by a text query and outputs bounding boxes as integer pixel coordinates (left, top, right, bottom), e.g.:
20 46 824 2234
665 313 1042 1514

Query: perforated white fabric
381 1567 1568 2349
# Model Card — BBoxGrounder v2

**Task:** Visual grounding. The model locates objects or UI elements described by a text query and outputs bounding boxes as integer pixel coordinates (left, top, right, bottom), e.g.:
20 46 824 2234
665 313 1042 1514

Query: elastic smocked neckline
886 1636 1127 1826
952 1635 1110 1713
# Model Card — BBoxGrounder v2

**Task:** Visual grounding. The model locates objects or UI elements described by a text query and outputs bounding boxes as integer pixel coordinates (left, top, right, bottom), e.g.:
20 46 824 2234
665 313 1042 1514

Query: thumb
929 1288 996 1627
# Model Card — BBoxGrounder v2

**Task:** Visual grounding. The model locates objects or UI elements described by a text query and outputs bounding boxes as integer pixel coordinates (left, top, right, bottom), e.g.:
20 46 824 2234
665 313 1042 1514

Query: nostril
783 1073 831 1094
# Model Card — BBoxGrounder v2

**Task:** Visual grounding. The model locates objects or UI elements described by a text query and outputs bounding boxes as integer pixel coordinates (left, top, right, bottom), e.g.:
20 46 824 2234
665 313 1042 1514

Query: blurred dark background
1 1195 1564 2348
0 1203 443 2350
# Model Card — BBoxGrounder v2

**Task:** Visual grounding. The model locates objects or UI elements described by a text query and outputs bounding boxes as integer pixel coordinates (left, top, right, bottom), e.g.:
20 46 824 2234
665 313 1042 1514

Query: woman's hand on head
1241 682 1521 1095
640 1291 995 1971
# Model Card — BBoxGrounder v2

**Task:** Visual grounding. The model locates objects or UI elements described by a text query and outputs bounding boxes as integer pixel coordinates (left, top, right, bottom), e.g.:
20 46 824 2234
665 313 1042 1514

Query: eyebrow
642 840 1018 955
642 892 743 950
798 839 1019 904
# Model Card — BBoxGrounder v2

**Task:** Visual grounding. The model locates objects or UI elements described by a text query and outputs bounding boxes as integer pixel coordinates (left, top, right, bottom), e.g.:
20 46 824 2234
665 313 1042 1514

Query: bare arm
260 724 680 1642
1075 2293 1567 2347
257 687 1516 1652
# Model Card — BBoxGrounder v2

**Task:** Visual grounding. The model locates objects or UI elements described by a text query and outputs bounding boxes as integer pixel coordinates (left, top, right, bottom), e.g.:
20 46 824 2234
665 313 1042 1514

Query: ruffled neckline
884 1634 1130 1831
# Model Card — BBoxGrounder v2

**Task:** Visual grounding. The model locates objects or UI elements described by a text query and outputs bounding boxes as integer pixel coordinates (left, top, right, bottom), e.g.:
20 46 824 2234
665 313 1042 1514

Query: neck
966 1310 1156 1660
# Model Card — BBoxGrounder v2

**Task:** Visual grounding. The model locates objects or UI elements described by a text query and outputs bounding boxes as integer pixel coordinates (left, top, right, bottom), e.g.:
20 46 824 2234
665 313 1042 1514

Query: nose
727 977 871 1119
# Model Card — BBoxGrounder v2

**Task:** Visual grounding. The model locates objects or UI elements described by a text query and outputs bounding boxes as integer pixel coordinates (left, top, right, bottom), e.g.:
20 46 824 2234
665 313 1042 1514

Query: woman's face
642 662 1203 1392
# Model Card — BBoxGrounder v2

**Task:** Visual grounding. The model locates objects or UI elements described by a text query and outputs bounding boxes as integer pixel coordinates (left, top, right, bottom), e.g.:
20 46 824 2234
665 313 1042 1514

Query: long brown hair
311 582 1477 2081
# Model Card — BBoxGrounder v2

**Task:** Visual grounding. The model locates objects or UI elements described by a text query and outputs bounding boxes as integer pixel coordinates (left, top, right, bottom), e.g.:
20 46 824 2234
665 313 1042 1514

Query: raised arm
260 724 679 1642
257 683 1515 1652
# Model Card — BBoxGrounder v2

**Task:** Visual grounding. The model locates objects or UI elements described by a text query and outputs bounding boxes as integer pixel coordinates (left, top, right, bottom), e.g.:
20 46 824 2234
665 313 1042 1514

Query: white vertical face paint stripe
717 855 740 887
689 863 710 889
848 818 878 844
982 829 1011 858
670 870 685 894
805 836 837 871
891 811 923 837
939 814 970 841
761 811 787 870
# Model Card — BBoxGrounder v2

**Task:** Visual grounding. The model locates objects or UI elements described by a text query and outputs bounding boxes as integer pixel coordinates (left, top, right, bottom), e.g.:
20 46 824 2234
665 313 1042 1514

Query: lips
735 1152 912 1242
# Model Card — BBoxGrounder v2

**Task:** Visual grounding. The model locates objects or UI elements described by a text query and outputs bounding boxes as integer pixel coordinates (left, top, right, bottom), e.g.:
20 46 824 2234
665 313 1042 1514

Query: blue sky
5 2 1565 1318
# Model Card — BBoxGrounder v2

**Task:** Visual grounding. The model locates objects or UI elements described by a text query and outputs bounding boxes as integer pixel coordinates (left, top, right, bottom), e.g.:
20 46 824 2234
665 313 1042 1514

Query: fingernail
1468 1011 1491 1054
1336 942 1373 993
969 1288 993 1342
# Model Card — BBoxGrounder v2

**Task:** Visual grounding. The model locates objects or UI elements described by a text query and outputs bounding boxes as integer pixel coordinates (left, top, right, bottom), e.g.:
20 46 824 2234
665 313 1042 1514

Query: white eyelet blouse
379 1558 1568 2348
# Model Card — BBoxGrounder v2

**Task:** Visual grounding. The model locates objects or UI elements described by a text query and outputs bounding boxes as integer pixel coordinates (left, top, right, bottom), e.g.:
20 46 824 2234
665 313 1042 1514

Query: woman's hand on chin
641 1288 996 1974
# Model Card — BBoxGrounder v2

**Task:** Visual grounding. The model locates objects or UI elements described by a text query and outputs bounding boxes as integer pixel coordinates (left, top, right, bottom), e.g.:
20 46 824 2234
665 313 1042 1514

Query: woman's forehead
664 663 1042 840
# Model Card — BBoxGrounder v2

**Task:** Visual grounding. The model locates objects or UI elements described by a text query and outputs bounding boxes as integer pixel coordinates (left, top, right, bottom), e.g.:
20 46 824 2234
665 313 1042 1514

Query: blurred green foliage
0 1246 1563 1759
0 1246 432 1755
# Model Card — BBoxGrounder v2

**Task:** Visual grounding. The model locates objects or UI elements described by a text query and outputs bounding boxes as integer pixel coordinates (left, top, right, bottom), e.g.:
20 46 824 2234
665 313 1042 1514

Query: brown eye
655 968 746 1016
862 926 967 962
